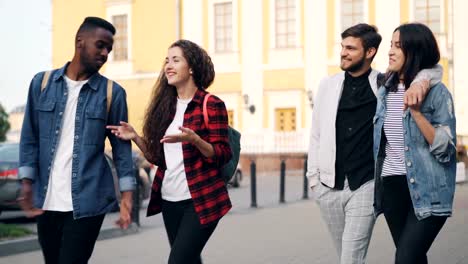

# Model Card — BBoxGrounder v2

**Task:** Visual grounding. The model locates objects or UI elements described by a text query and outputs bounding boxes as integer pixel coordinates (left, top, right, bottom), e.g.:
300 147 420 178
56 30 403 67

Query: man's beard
340 54 366 74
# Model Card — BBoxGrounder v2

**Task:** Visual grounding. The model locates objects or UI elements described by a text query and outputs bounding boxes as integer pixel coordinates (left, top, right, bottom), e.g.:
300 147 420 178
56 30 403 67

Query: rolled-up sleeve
107 86 136 192
413 64 443 87
428 86 456 163
19 73 42 181
429 125 455 163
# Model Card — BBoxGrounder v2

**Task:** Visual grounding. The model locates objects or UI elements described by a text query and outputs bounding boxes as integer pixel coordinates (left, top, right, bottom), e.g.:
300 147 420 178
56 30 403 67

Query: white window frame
339 0 366 32
410 0 445 35
265 0 303 70
269 0 301 50
105 0 133 76
208 0 240 73
410 0 448 57
209 0 238 54
331 0 369 65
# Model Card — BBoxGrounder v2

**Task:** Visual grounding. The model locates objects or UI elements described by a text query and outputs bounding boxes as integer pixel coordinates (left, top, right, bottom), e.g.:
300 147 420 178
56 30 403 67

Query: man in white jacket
307 23 440 264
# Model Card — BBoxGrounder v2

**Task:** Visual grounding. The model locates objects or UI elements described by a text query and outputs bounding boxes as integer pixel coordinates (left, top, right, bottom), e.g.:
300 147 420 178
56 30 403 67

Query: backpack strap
41 71 52 92
203 93 212 128
41 71 113 114
107 79 113 114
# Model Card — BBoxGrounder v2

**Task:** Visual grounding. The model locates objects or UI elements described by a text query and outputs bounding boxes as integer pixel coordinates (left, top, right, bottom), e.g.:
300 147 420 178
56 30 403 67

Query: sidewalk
2 175 468 263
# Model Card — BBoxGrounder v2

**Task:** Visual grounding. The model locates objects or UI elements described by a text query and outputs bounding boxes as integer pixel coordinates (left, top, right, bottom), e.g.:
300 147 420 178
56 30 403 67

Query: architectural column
453 0 468 137
373 0 401 72
241 0 263 132
304 0 327 129
181 0 203 45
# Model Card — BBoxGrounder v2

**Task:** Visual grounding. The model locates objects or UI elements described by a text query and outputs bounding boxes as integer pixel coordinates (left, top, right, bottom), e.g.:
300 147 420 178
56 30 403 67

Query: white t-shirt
161 98 192 201
43 76 88 211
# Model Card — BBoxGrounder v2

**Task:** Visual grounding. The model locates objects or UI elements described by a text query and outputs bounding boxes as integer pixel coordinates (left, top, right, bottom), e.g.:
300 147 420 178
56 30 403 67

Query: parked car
105 151 151 211
0 143 21 215
0 143 150 215
229 164 243 188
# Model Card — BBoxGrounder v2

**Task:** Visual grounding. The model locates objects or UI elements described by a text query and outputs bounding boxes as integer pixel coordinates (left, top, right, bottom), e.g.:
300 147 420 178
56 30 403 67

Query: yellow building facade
51 0 467 152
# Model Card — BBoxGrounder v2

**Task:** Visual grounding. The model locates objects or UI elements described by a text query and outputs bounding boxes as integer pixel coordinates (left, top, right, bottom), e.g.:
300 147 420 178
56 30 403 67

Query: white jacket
306 70 380 188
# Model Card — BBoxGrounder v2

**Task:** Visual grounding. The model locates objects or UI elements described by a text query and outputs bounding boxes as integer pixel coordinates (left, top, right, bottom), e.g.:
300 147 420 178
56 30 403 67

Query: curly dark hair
142 39 215 165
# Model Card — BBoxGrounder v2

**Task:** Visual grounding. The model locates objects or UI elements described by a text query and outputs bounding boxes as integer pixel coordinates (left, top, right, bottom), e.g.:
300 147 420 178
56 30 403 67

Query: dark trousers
37 211 105 264
162 199 218 264
382 175 447 264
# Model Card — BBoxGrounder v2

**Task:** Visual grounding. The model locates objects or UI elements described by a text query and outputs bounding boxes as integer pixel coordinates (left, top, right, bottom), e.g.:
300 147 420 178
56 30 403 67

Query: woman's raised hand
107 121 138 141
160 126 200 144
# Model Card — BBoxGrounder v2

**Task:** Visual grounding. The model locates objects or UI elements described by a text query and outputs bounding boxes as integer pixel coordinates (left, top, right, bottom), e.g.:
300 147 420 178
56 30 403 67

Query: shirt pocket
36 100 56 139
83 106 107 145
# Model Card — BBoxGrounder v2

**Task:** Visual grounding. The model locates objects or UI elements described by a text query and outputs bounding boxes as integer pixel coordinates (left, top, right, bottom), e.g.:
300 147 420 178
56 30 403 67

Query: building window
227 110 234 127
414 0 441 34
341 0 364 31
112 14 128 61
214 2 233 53
275 0 296 48
275 108 296 131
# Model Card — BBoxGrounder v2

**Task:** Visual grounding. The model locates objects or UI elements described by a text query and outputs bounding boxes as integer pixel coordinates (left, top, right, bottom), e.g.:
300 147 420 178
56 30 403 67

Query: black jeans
162 199 218 264
36 211 105 264
382 175 447 264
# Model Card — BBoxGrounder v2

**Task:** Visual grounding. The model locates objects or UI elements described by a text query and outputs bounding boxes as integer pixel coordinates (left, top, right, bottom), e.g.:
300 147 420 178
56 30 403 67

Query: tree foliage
0 103 10 142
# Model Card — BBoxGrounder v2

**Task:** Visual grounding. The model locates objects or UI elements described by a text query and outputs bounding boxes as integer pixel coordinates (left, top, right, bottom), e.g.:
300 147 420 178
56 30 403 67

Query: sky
0 0 51 112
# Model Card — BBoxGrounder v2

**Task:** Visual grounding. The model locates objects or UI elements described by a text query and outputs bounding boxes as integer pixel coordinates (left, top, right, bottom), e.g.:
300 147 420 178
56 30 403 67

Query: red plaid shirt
147 89 232 225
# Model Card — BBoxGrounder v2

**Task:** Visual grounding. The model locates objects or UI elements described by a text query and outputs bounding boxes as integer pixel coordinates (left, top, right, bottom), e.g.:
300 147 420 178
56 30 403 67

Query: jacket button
407 161 412 167
409 178 415 183
405 146 409 151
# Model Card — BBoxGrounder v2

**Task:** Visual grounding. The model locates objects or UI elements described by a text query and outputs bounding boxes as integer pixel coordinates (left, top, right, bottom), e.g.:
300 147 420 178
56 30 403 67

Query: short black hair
341 23 382 53
77 16 116 36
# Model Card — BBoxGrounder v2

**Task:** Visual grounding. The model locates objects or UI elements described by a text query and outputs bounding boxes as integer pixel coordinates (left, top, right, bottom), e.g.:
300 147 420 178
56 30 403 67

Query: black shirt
334 69 376 191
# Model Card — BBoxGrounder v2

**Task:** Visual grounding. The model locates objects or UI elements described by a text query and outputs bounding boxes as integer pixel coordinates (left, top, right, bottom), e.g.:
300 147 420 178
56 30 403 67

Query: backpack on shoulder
202 94 241 184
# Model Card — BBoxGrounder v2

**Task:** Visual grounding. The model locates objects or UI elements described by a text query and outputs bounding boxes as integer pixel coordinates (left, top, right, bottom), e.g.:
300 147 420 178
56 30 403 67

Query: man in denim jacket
18 17 135 264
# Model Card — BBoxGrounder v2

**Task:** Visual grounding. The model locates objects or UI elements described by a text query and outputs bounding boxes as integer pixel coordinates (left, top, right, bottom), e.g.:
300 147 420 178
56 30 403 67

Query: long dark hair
385 23 440 92
142 39 215 165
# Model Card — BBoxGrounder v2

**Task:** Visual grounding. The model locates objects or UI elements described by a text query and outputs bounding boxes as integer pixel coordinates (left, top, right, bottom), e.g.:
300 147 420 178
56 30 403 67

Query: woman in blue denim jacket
373 23 456 264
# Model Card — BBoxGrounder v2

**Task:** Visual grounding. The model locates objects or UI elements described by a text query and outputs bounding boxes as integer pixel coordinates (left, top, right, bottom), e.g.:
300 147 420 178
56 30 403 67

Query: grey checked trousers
314 179 376 264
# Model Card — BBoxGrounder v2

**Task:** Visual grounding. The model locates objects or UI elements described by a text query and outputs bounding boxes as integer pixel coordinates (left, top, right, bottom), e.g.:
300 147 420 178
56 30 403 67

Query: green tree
0 103 10 142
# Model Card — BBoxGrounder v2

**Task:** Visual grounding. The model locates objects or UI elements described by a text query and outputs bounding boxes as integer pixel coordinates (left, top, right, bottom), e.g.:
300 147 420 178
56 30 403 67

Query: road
1 172 468 263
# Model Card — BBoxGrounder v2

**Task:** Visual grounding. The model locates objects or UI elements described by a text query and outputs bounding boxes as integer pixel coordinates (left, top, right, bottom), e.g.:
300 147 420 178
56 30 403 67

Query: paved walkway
2 174 468 263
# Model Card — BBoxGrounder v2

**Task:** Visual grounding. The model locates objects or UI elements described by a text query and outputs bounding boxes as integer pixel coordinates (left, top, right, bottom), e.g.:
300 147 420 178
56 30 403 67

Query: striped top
382 83 407 176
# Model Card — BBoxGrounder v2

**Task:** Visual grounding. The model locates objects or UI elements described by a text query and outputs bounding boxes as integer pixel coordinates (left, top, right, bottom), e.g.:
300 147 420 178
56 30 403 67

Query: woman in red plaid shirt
107 39 232 264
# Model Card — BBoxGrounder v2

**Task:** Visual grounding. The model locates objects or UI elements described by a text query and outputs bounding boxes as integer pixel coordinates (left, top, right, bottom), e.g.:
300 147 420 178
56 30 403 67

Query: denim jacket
19 63 136 219
373 82 457 220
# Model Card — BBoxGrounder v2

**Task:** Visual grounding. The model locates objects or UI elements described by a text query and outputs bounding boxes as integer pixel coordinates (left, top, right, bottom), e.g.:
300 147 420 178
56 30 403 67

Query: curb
0 223 139 257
